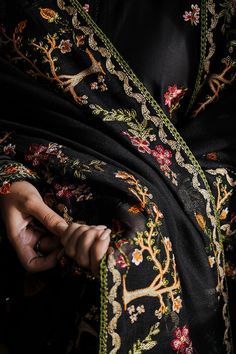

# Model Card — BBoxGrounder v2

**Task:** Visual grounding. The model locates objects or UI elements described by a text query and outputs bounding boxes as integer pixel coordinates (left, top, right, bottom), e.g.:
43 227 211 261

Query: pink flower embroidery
164 84 186 114
83 4 90 12
151 145 172 166
183 4 200 26
59 39 72 54
54 183 75 199
171 325 193 353
25 144 49 166
116 254 127 269
25 143 62 166
123 132 151 154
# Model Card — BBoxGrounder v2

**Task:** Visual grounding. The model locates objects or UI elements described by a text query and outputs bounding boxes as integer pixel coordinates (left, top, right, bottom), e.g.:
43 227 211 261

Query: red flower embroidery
164 85 186 114
206 152 218 161
54 183 75 199
116 254 127 269
115 239 129 249
2 166 18 174
171 325 193 353
183 4 200 26
0 182 11 195
25 144 49 166
123 132 151 154
25 143 63 166
151 145 172 166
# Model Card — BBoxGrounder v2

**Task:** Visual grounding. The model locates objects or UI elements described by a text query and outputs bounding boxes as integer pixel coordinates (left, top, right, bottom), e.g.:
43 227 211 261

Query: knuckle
24 195 37 211
43 212 57 226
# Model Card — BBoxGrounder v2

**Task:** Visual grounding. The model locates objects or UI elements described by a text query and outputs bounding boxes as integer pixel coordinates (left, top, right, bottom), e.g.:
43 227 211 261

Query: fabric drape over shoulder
0 1 235 353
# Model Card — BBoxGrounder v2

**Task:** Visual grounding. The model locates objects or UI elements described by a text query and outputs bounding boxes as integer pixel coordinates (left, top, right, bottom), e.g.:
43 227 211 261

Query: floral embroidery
183 5 200 26
172 296 183 314
24 143 106 181
171 325 193 353
115 172 181 313
83 4 90 13
3 143 16 156
131 249 143 266
25 143 67 166
0 16 106 105
127 304 145 323
124 133 152 154
151 145 172 169
59 39 73 53
164 84 187 115
53 183 93 201
116 254 128 269
220 207 229 220
0 162 38 194
91 104 178 184
206 152 218 161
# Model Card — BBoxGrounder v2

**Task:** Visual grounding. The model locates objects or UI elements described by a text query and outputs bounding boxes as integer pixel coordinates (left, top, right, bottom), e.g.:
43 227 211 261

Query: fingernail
99 228 111 240
96 225 107 230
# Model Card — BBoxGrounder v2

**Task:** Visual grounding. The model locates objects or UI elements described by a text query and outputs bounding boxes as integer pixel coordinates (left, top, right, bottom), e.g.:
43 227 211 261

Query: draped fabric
0 1 235 353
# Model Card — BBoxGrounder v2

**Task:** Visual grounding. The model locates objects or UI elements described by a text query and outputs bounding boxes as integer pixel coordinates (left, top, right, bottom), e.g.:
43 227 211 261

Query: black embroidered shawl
0 1 236 353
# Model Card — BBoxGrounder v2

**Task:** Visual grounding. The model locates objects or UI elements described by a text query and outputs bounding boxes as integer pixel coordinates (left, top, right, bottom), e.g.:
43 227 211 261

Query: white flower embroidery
132 249 143 266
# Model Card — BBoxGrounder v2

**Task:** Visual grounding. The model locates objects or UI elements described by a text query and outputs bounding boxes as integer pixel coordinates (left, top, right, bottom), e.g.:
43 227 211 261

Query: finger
60 223 90 248
16 238 60 273
74 228 104 268
27 199 68 237
27 249 61 273
90 229 111 275
64 225 107 258
36 236 61 254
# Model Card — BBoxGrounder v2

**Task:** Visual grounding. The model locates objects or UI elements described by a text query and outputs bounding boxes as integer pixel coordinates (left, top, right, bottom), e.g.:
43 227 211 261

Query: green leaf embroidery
128 323 160 354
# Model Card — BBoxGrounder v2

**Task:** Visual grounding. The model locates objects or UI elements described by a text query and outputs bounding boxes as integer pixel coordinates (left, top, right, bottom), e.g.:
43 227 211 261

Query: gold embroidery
107 252 122 354
193 57 236 116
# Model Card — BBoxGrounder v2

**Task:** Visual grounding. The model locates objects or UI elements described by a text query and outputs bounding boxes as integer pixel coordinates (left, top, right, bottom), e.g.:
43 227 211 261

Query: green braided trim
186 0 208 114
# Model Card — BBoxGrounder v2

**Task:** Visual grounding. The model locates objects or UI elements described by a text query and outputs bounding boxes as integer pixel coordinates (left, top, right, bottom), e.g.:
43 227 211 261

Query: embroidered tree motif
193 57 236 117
115 171 181 313
0 14 105 104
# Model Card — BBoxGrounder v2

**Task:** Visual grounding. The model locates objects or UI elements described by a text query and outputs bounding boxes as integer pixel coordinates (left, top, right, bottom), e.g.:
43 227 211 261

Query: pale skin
0 181 111 275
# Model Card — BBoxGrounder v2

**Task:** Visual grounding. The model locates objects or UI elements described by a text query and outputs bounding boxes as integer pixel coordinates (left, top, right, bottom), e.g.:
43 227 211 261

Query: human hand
0 181 68 272
60 223 111 275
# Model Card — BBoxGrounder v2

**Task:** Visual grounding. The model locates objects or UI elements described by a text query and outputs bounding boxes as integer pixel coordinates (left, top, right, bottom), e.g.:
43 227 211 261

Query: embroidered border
63 1 231 351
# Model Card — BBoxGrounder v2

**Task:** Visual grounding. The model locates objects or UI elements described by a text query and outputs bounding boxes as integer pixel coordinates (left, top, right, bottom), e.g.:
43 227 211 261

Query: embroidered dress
0 1 235 353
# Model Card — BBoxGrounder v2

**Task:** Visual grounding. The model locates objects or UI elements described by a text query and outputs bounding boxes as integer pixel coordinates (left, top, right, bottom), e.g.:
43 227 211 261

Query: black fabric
0 1 235 353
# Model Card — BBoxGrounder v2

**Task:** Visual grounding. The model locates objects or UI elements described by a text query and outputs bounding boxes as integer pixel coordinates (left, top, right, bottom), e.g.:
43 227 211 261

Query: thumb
27 248 61 273
29 199 68 238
